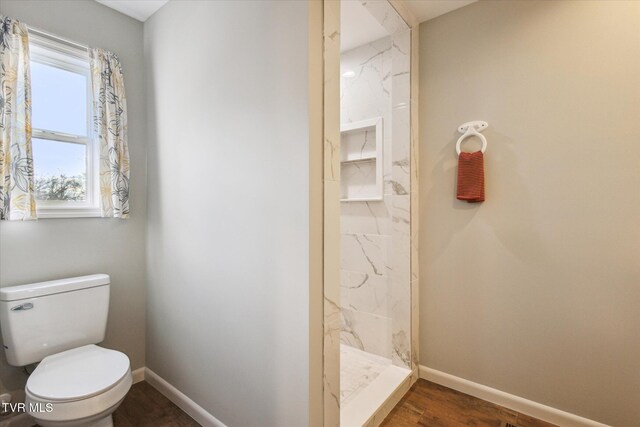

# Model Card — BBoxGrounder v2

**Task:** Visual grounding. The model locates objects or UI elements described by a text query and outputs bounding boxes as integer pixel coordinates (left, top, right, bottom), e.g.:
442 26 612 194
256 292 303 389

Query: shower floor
340 344 411 426
340 344 391 405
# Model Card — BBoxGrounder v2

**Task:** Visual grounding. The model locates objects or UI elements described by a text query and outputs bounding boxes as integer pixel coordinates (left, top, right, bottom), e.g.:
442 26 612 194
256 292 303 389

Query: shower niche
340 117 383 202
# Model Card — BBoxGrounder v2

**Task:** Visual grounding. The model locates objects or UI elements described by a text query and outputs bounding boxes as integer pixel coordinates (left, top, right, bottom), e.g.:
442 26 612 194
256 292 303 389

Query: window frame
29 33 101 219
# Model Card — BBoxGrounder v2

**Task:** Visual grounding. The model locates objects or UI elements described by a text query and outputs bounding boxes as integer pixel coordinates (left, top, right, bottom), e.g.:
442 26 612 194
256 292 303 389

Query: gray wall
144 1 310 425
0 0 146 398
419 1 640 425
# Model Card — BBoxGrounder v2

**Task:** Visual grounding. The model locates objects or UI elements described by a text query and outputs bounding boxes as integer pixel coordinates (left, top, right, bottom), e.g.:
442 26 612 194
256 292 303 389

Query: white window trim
29 33 101 219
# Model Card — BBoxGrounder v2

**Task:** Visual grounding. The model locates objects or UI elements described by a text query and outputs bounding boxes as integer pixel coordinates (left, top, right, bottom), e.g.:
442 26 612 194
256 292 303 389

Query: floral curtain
0 15 36 220
89 48 130 218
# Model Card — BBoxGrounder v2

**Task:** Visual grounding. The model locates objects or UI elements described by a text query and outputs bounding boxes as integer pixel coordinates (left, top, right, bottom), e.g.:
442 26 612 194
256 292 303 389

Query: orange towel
456 151 485 203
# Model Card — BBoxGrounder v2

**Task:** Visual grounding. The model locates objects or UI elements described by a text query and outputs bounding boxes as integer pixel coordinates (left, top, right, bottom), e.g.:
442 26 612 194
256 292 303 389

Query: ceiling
404 0 477 23
341 0 476 52
95 0 168 22
341 1 389 52
95 0 476 28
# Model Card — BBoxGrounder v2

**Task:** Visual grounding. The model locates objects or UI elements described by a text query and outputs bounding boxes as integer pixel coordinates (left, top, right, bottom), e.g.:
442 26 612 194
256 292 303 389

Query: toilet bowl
25 345 132 427
0 275 133 427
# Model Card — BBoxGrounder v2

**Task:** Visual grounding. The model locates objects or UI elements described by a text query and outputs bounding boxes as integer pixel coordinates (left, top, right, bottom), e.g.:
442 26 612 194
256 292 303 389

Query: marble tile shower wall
389 26 412 369
364 0 413 369
340 38 395 361
340 37 392 359
340 8 412 368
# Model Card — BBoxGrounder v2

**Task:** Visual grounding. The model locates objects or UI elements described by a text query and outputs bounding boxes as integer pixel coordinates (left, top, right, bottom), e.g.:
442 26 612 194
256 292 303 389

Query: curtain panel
0 15 36 220
90 48 130 218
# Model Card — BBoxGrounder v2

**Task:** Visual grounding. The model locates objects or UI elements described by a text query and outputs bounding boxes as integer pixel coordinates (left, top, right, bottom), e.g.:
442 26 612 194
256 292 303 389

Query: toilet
0 275 132 427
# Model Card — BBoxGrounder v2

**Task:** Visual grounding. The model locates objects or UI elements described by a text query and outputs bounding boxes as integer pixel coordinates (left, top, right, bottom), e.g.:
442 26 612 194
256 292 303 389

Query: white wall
144 1 310 425
0 0 147 399
419 1 640 425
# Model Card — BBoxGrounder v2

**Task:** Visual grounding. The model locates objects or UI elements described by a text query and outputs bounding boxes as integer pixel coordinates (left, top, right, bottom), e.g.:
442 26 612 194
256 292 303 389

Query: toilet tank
0 274 110 366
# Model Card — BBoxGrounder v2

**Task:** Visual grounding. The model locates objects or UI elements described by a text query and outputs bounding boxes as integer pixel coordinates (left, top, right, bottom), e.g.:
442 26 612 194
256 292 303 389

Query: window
29 33 99 218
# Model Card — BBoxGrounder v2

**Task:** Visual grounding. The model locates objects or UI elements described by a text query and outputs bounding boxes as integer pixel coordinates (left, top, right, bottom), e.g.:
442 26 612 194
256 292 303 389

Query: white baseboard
131 367 145 384
419 366 609 427
143 368 227 427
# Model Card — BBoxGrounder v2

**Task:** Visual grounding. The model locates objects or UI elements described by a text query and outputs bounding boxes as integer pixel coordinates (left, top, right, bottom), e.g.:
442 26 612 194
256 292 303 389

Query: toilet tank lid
0 274 110 302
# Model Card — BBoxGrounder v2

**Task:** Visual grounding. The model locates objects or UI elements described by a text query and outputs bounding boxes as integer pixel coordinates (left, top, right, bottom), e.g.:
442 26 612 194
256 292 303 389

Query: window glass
31 61 88 136
32 138 86 201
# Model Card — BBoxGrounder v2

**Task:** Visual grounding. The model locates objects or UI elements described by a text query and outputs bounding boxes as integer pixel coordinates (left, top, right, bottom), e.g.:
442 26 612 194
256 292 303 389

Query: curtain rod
28 26 89 52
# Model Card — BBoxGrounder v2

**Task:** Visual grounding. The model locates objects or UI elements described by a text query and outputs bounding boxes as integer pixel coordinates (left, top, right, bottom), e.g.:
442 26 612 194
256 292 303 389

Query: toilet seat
27 345 130 402
25 345 132 426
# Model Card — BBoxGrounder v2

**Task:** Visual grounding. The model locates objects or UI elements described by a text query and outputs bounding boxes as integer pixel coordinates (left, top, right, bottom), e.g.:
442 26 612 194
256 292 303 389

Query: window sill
36 207 102 219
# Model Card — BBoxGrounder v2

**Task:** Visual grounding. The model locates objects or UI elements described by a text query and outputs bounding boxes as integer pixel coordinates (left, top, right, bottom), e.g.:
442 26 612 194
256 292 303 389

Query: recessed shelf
340 197 384 202
340 156 376 165
340 117 383 202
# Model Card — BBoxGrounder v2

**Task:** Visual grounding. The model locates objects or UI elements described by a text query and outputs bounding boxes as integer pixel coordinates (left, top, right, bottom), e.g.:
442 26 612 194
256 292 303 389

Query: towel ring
456 121 488 155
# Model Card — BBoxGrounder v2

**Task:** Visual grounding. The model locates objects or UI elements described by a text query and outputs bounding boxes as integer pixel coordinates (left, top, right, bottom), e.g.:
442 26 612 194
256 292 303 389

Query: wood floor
381 379 557 427
108 379 553 427
113 381 199 426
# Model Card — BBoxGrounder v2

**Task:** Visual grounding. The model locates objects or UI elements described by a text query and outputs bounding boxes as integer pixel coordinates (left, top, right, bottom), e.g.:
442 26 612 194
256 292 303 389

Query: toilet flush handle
10 302 33 311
